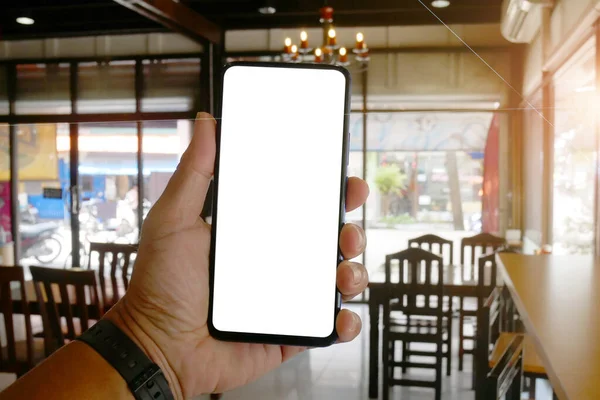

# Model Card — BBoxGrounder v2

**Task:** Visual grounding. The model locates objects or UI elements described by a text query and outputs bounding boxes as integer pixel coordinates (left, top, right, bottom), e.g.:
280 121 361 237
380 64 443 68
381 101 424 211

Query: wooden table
497 254 600 400
368 279 479 399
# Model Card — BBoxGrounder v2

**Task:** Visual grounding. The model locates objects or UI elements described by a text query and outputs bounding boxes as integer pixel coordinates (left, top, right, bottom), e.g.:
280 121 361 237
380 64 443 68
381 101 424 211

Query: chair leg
446 313 452 376
435 343 442 400
529 377 536 399
402 341 408 373
458 301 464 371
508 369 522 400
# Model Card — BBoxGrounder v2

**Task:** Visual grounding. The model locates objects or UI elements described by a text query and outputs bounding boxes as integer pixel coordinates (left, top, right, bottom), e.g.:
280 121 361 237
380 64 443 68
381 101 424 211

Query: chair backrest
87 242 137 306
484 335 524 400
478 247 519 295
408 234 454 266
0 266 34 374
475 287 523 400
384 247 444 316
29 266 101 356
461 233 506 268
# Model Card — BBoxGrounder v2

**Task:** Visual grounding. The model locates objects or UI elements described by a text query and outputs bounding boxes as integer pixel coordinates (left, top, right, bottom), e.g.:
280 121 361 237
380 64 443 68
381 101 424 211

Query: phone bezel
207 61 352 347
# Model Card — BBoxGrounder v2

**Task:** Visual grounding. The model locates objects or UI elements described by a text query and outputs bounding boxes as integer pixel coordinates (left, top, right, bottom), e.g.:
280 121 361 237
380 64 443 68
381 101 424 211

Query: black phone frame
207 61 352 347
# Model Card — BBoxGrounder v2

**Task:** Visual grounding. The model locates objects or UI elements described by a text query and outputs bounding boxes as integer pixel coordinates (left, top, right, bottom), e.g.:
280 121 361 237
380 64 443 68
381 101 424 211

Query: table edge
496 253 569 400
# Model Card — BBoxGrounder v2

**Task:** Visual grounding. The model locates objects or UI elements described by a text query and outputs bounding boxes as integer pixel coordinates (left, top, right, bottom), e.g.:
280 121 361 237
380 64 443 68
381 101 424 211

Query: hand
106 113 370 399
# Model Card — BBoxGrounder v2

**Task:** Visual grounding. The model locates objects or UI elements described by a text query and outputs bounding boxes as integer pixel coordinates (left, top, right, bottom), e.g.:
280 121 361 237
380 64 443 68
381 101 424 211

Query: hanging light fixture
280 5 369 69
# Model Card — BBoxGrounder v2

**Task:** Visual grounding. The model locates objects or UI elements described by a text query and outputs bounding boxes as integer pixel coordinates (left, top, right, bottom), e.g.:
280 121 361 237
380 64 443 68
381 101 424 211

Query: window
552 38 596 254
78 61 136 113
142 59 201 112
364 111 496 278
0 67 8 115
142 119 189 214
15 64 71 114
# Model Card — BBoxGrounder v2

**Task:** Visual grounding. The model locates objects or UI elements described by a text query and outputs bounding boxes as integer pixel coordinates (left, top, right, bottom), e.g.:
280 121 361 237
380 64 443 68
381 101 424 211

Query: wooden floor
195 304 555 400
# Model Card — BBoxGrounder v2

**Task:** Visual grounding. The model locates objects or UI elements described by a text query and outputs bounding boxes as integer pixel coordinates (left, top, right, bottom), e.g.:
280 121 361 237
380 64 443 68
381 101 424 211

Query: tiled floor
196 304 554 400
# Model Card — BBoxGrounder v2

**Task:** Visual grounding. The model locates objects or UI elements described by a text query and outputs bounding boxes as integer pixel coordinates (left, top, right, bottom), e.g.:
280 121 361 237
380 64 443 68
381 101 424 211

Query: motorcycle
20 205 63 264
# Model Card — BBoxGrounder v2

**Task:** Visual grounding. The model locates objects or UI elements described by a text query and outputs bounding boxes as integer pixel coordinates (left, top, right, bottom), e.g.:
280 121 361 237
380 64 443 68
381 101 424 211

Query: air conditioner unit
501 0 553 43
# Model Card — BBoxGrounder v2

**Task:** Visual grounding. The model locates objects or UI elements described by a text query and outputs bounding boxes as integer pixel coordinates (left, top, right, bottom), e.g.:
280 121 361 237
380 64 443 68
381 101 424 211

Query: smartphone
208 62 351 347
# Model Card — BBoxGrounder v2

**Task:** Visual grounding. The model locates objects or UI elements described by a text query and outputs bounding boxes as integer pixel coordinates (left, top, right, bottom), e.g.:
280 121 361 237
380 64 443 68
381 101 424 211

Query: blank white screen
212 65 347 338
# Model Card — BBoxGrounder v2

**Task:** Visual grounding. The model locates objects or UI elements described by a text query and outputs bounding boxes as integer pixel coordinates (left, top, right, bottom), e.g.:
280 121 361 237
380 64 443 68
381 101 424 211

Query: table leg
369 296 380 399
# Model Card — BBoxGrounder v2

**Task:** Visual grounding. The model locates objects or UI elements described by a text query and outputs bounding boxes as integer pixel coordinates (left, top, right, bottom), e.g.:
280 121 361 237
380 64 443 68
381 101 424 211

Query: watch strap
77 319 174 400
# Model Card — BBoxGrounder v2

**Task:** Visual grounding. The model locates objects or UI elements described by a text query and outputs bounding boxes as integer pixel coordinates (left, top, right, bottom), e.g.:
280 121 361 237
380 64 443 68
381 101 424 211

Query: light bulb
291 44 298 53
328 29 336 39
431 0 450 8
16 17 35 25
300 31 308 41
315 48 323 57
356 32 364 42
284 37 292 47
339 47 347 56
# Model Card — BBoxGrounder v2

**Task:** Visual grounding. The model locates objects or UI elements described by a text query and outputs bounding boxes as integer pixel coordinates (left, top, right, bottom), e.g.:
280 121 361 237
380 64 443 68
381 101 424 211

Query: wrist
103 297 184 400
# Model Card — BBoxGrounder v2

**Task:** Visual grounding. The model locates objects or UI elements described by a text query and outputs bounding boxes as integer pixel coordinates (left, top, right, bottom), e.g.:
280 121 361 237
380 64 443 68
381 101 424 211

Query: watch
77 319 175 400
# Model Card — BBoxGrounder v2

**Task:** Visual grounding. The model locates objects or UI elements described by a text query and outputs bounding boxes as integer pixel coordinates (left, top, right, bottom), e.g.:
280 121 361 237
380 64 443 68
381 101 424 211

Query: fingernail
196 112 216 125
351 263 363 285
356 224 366 250
352 312 361 328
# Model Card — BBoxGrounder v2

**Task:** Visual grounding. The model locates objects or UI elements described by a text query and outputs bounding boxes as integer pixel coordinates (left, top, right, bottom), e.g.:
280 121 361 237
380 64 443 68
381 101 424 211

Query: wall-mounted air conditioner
501 0 553 43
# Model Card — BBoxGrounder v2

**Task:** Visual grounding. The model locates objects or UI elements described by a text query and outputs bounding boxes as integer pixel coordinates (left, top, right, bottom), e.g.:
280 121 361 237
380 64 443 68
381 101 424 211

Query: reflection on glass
142 59 201 112
15 123 71 268
78 61 136 113
15 64 71 114
77 122 138 249
142 120 188 216
552 38 596 254
0 67 8 115
363 112 494 279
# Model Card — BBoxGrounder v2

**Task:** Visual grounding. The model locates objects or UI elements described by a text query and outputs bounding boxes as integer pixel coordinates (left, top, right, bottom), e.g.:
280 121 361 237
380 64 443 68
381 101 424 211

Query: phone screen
210 64 349 341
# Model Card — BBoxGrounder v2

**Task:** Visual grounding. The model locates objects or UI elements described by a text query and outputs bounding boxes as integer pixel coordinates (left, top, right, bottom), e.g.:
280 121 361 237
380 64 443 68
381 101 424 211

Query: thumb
143 112 216 238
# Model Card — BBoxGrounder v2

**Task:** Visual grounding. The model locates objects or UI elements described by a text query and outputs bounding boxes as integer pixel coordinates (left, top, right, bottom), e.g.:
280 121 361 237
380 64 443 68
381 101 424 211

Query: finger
346 177 369 212
339 223 366 259
336 309 362 342
336 261 369 301
144 113 216 236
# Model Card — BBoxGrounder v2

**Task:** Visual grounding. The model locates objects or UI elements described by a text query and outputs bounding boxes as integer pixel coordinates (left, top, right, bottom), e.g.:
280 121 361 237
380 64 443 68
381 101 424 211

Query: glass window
142 59 201 112
15 64 71 114
78 61 136 114
142 119 189 217
78 122 138 245
17 123 71 268
347 113 364 227
364 111 495 280
0 124 12 265
552 38 596 255
0 67 8 115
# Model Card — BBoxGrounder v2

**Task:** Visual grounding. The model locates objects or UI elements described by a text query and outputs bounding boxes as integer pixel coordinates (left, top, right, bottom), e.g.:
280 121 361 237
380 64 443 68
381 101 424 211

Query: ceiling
0 0 503 40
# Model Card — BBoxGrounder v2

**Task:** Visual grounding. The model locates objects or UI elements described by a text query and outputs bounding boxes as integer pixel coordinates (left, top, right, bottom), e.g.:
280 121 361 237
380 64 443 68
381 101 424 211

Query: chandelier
281 6 370 69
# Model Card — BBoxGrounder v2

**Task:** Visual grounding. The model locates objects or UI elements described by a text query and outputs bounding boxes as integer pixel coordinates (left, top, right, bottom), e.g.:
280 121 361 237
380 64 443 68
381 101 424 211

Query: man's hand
107 112 370 398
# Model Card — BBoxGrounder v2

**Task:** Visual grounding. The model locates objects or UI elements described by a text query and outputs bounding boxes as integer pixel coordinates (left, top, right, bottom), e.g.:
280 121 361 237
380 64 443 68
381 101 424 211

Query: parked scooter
20 205 63 264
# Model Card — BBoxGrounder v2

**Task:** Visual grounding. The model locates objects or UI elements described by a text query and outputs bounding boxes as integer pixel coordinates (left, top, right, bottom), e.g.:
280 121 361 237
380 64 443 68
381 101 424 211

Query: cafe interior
0 0 599 399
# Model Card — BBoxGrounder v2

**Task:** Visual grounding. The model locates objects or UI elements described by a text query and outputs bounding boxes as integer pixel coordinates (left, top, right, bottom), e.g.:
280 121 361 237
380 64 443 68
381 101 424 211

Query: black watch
77 319 175 400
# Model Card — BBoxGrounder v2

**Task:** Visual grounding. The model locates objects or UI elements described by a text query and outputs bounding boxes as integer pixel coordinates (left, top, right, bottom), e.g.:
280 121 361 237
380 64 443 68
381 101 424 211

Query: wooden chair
29 266 102 356
408 234 454 267
475 288 546 400
87 242 137 312
0 266 44 376
382 247 446 400
458 247 516 371
460 233 506 281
